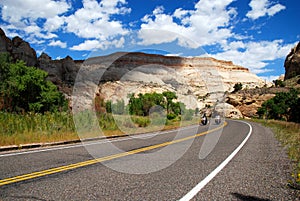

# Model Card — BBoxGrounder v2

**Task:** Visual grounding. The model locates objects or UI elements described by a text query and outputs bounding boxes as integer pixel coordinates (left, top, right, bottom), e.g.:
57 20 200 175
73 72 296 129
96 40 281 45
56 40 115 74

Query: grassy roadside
0 112 200 146
251 119 300 188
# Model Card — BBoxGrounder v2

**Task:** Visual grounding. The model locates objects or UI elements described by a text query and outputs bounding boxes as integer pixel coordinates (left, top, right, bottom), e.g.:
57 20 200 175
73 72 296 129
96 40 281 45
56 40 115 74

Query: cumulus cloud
210 40 294 74
246 0 286 20
64 0 130 40
0 0 130 50
0 0 70 34
49 40 67 48
138 0 237 48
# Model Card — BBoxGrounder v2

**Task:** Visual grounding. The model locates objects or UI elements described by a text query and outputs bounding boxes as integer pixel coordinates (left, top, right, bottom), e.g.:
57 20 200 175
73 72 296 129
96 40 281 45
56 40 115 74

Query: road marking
0 122 227 187
0 125 200 157
179 121 252 201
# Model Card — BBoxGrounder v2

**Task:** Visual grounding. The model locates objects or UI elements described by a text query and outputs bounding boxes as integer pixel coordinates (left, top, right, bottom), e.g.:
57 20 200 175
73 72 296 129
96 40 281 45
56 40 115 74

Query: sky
0 0 299 81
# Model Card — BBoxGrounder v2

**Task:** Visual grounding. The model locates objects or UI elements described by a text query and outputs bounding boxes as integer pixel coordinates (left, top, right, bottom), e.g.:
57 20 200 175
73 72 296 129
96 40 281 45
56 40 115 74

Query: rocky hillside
72 52 266 117
0 28 80 94
0 28 267 117
285 41 300 80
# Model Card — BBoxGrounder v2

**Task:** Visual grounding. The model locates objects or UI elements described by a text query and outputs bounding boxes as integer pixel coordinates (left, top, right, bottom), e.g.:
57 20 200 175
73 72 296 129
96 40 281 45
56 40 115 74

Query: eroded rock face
83 52 266 113
226 93 275 118
285 42 300 80
0 28 80 86
11 36 37 67
38 53 80 85
0 28 12 53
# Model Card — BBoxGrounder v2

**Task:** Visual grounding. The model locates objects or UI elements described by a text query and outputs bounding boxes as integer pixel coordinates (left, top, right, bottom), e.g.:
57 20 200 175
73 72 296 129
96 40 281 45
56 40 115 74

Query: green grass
252 119 300 187
0 111 200 146
0 112 77 145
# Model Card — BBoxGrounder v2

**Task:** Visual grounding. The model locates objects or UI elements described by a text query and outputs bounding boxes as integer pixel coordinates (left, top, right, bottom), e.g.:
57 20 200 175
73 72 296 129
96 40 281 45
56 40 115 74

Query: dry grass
252 119 300 186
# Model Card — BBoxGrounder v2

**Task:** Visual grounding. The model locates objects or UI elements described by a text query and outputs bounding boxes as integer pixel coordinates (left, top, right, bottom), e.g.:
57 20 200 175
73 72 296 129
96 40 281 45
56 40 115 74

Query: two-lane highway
0 120 297 200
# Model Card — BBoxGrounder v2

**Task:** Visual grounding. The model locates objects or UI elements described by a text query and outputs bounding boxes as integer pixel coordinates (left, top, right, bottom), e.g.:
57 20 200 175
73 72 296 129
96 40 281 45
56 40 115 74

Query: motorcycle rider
201 113 208 125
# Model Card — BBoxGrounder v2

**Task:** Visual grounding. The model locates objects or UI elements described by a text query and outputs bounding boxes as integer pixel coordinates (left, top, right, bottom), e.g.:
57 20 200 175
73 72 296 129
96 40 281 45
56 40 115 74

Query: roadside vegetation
257 88 300 123
255 86 300 188
251 119 300 188
0 53 199 146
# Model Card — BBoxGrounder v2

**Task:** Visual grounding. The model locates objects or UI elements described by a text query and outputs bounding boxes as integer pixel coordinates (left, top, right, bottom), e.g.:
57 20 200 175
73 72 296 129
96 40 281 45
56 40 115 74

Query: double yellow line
0 122 227 187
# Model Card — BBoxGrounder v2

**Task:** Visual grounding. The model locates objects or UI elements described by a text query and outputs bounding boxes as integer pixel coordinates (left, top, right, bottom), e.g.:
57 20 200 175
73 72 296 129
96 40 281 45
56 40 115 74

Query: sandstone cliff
285 41 300 80
71 52 266 117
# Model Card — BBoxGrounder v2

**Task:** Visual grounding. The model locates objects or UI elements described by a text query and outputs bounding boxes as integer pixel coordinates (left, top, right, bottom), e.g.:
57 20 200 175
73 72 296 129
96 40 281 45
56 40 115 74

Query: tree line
100 91 194 121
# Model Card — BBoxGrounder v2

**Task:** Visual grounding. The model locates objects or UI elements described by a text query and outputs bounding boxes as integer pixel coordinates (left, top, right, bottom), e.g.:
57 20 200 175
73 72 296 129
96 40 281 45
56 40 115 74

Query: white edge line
179 121 253 201
0 125 199 157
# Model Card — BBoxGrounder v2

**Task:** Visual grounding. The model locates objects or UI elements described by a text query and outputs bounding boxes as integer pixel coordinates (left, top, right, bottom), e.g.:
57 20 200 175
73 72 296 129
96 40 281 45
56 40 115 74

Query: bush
257 88 299 122
131 116 150 127
0 53 67 113
167 113 177 120
233 83 243 93
273 79 285 87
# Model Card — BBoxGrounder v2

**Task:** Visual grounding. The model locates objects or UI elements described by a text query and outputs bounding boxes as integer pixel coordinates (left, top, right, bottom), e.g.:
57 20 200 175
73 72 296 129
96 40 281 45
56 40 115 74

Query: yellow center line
0 122 227 187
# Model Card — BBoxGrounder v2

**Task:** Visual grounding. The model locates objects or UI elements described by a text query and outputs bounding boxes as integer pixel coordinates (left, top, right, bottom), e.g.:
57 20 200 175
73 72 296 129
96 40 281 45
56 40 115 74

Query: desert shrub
273 79 285 87
233 83 243 93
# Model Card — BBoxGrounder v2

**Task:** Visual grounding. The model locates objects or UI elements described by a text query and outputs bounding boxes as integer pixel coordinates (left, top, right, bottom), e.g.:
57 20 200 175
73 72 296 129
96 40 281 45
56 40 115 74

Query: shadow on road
231 192 271 201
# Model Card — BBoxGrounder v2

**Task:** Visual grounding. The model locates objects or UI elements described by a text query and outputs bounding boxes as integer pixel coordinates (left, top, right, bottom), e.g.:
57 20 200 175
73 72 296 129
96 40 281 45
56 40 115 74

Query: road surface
0 120 298 200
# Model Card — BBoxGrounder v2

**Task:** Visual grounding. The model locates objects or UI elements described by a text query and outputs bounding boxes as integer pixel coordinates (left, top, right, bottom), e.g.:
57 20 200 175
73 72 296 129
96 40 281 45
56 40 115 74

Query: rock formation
0 29 37 67
0 28 269 117
74 52 266 116
0 28 80 89
37 53 80 85
285 41 300 80
11 36 37 67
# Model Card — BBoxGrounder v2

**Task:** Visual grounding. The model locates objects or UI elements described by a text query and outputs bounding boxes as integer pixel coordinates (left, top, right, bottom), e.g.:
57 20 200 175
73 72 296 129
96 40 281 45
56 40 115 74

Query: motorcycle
201 115 208 125
215 115 221 125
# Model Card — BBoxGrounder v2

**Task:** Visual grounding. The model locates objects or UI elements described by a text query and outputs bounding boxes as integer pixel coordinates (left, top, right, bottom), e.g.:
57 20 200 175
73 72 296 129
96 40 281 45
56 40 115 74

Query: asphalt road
0 120 298 200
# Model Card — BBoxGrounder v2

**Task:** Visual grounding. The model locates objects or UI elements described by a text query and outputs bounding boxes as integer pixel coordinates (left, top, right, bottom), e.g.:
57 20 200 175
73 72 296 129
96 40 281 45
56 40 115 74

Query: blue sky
0 0 299 81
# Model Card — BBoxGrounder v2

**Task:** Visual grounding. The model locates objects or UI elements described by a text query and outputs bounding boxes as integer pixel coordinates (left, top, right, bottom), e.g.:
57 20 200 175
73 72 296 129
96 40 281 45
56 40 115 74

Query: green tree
162 91 177 114
273 79 285 87
257 88 299 122
0 54 67 113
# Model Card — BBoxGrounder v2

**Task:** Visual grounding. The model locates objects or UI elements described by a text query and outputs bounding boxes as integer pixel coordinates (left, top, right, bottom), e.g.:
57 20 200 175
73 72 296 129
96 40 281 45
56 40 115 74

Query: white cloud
259 75 280 82
44 16 65 32
138 0 237 48
0 0 70 31
49 40 67 48
64 0 130 40
0 0 130 50
246 0 285 20
210 40 294 74
70 37 125 51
